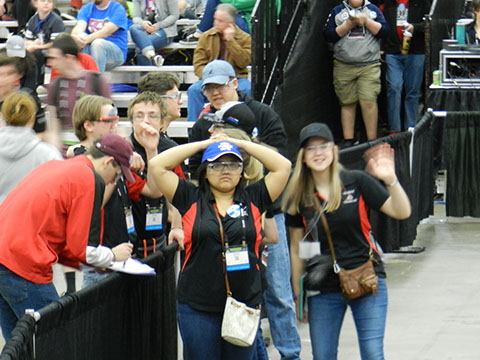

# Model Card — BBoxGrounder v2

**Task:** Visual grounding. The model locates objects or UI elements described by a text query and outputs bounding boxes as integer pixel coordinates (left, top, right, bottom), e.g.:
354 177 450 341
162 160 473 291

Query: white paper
108 258 156 276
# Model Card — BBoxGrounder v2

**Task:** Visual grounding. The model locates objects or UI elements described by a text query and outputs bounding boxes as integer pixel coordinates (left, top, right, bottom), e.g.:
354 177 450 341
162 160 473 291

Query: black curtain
0 315 35 360
444 111 480 217
271 0 342 160
412 112 435 223
1 244 178 360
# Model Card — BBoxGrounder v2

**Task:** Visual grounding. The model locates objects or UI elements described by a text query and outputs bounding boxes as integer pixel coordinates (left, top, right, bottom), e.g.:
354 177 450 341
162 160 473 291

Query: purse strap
213 204 232 297
319 212 341 274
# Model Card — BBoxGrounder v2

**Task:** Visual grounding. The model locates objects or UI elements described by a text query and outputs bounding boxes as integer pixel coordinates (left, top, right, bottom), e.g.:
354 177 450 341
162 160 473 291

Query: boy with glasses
127 91 184 257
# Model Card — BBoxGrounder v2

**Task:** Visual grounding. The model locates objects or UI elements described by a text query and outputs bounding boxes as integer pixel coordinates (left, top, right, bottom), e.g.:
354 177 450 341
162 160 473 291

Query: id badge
146 206 163 231
225 245 250 272
125 207 135 234
261 246 269 267
298 241 320 260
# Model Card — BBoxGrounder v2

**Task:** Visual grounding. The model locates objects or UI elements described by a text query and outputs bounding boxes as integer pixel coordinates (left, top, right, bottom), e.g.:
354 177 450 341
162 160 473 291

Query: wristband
387 179 398 187
293 295 299 301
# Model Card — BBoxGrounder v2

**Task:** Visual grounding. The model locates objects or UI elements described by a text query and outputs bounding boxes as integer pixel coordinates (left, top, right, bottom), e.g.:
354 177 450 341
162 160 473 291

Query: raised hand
363 143 397 185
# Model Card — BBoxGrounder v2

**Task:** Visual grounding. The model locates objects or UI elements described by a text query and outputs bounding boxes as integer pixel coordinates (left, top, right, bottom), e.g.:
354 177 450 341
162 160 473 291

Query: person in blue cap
149 136 291 359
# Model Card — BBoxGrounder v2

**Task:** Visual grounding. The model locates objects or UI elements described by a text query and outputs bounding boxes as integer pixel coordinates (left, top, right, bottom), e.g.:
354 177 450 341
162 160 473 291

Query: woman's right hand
112 242 134 262
141 20 156 33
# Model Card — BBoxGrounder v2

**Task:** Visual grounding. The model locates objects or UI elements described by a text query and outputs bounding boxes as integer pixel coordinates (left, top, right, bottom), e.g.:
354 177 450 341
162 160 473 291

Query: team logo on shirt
88 19 109 33
342 189 357 204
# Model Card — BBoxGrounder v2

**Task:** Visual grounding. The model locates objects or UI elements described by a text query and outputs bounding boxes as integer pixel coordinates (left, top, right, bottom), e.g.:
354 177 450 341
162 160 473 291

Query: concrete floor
2 204 480 359
265 204 480 359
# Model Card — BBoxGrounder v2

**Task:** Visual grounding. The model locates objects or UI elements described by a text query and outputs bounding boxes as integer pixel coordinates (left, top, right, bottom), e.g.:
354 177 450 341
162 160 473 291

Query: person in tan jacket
186 3 251 122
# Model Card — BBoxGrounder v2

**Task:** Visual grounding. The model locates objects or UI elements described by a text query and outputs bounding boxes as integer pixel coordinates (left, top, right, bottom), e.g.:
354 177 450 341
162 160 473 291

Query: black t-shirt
286 169 390 293
172 178 272 312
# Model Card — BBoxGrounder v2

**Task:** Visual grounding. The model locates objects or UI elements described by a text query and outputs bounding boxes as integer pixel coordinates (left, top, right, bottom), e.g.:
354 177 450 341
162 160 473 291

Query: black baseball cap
299 123 334 148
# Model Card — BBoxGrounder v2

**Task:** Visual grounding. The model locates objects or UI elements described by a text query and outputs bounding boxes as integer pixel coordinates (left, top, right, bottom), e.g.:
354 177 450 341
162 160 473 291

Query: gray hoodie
0 126 63 204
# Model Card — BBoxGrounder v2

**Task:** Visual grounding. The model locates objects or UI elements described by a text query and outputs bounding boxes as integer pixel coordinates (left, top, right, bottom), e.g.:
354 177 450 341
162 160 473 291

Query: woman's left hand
363 143 397 184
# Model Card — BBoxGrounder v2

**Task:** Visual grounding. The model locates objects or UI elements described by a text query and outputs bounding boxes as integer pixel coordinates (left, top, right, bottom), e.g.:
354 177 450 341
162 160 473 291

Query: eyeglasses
132 113 162 122
160 92 182 101
304 143 333 154
202 79 235 96
94 116 119 124
207 161 243 172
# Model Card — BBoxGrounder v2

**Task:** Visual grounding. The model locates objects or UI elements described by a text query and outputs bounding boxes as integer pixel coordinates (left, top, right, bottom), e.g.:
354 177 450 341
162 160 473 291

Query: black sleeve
245 178 273 215
171 178 200 215
356 171 390 211
187 118 211 178
285 213 303 228
257 106 288 157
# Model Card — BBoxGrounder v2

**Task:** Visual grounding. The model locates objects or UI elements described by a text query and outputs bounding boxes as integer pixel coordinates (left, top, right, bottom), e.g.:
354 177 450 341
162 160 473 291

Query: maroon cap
94 133 135 183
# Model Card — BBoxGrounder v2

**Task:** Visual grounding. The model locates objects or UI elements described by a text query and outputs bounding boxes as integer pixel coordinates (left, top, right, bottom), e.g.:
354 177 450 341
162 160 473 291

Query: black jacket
188 91 288 177
375 0 431 54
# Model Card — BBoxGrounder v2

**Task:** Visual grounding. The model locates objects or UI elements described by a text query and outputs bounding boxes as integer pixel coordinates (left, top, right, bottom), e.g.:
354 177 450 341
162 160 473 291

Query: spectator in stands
466 0 480 44
130 0 179 66
67 94 165 285
187 4 251 122
378 0 430 134
126 90 184 258
24 0 65 86
283 123 411 359
149 135 291 359
324 0 389 146
63 0 82 19
46 34 111 154
0 51 47 138
0 91 62 204
188 60 302 360
0 0 35 32
71 0 128 72
0 133 135 341
180 0 254 44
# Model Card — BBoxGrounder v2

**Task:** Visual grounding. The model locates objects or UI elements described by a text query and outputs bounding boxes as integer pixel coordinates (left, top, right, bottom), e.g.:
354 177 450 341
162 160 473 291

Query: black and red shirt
172 178 272 312
286 170 390 293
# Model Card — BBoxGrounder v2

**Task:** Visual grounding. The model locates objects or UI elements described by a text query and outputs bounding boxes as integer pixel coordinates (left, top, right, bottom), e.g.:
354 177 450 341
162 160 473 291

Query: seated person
130 0 179 66
187 4 251 122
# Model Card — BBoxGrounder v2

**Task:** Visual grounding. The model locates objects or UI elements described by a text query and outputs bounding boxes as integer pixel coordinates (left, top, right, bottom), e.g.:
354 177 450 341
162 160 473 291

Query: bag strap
319 212 341 274
213 204 232 297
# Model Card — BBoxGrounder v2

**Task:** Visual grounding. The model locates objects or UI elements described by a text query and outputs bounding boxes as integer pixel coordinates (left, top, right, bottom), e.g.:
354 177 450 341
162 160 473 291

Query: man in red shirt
0 133 134 341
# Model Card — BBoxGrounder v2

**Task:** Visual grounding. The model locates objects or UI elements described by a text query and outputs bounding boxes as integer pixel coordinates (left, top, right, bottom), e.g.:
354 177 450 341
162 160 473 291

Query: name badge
125 207 135 234
261 247 269 267
225 245 250 272
146 206 163 231
298 241 320 260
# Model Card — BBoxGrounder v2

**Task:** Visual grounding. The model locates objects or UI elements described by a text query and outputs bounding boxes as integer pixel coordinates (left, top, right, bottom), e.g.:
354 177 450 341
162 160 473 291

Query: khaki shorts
333 60 381 105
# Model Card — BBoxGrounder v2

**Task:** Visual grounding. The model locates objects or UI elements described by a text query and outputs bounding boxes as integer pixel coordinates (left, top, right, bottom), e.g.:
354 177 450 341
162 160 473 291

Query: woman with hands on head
148 134 291 359
282 123 410 360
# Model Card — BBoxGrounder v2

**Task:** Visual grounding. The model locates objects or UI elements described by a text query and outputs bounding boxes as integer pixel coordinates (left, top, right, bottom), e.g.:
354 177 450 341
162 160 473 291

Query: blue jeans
129 25 173 65
82 39 125 73
82 269 111 289
186 78 251 122
197 0 250 34
308 277 388 360
177 301 257 359
0 264 59 341
263 213 301 359
385 54 425 132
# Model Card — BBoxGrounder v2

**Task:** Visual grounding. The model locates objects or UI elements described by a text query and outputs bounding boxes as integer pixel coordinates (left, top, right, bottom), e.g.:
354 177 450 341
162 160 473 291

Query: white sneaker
153 55 164 67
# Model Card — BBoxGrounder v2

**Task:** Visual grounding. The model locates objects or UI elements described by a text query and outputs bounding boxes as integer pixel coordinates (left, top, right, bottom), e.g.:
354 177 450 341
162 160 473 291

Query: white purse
214 206 260 347
221 296 260 347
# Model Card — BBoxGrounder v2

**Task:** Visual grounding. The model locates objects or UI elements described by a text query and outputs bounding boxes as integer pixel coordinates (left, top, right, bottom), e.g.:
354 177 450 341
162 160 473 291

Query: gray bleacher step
104 65 199 85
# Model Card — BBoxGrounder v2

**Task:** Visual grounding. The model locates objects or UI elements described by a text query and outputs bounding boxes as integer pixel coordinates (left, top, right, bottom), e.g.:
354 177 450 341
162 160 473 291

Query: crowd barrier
339 112 435 253
0 243 178 360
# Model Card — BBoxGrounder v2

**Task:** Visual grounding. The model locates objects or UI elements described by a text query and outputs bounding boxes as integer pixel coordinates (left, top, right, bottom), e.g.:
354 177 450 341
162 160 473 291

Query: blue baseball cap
202 60 236 86
202 141 243 163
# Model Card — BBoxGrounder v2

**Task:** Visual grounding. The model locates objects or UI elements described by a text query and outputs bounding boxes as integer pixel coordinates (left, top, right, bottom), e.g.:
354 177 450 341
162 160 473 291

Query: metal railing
251 0 308 104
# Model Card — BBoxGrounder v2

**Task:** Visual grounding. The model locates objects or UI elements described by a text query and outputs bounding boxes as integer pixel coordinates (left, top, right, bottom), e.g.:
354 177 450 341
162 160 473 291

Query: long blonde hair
221 128 264 184
282 146 343 215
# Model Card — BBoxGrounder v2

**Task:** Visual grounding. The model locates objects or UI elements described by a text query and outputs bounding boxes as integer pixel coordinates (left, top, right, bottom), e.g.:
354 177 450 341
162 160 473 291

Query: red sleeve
174 164 186 179
126 172 147 201
79 53 100 72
